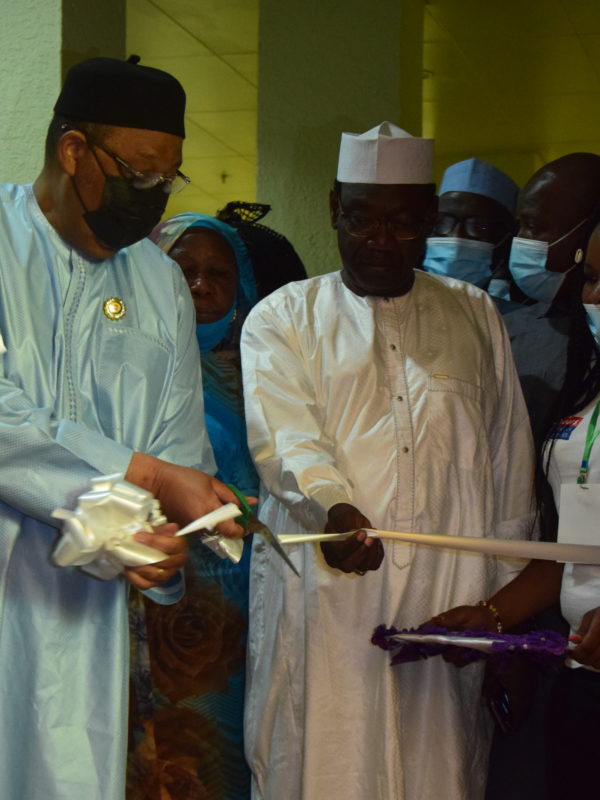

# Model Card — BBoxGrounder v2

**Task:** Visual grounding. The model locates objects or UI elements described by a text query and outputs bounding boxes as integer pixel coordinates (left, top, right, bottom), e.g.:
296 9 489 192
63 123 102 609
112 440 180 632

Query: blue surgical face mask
584 304 600 348
487 278 511 301
508 217 588 303
423 236 494 287
195 305 236 352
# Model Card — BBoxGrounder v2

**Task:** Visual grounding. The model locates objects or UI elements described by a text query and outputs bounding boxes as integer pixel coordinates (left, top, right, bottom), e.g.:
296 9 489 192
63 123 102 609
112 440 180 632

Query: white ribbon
176 504 245 563
52 475 246 580
52 474 169 580
277 529 600 565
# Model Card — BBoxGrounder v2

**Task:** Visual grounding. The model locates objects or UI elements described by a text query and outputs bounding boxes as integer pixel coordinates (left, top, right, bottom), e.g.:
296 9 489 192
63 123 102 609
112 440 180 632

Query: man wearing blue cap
423 157 519 306
0 56 244 799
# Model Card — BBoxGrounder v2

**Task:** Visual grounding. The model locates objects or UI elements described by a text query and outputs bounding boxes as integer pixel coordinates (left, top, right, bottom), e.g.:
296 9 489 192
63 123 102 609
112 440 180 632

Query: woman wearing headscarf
152 212 259 497
217 201 308 299
127 213 259 800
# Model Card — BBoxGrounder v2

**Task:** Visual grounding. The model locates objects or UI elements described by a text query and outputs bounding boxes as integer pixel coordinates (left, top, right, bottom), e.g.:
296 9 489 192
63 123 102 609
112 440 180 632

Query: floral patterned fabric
127 542 252 800
127 213 258 799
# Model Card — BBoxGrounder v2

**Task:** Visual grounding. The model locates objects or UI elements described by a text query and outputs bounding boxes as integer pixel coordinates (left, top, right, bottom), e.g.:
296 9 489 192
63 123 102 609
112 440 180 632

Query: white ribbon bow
52 474 245 580
52 473 169 580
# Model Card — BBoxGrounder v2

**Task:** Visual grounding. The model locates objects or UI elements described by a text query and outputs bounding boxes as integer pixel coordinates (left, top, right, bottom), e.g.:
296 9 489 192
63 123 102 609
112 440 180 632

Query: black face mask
81 173 168 251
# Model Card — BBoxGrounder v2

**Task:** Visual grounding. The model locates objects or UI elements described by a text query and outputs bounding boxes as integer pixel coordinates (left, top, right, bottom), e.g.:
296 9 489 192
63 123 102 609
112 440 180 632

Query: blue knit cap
439 158 518 214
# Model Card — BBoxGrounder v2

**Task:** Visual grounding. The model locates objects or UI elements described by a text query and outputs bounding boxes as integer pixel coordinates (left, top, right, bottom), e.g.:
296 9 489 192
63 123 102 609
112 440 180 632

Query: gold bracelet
477 600 503 633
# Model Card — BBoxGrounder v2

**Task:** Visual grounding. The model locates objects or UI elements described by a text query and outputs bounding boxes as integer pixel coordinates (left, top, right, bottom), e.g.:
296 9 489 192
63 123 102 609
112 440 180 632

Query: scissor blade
251 517 301 577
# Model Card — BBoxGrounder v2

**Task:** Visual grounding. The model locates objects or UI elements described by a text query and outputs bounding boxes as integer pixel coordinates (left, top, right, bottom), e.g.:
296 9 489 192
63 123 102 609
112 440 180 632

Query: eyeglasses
338 198 423 241
91 140 191 195
433 213 496 238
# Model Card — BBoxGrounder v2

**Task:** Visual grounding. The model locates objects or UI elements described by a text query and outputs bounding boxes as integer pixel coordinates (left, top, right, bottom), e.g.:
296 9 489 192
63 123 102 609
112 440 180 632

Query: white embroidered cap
336 121 433 184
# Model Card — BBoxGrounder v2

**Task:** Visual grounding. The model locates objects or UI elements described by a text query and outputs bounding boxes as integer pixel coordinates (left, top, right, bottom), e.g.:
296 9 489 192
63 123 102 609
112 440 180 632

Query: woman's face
169 228 237 323
582 226 600 305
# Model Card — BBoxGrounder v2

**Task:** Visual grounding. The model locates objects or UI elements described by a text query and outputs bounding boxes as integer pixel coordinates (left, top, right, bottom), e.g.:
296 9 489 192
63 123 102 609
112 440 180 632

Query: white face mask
423 237 494 287
508 217 588 303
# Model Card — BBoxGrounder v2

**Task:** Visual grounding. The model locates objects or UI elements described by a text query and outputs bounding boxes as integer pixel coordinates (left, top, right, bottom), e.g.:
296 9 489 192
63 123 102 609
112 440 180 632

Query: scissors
227 485 301 577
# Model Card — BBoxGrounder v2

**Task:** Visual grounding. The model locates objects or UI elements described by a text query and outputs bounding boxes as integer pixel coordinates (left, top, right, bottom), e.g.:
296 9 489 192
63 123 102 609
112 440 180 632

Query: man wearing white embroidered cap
241 122 534 799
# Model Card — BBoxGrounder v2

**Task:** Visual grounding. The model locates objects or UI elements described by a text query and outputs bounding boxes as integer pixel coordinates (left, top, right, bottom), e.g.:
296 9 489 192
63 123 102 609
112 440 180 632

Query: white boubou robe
241 269 534 800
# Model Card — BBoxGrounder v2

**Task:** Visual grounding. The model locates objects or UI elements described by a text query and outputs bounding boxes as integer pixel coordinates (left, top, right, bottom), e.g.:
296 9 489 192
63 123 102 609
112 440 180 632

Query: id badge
558 483 600 555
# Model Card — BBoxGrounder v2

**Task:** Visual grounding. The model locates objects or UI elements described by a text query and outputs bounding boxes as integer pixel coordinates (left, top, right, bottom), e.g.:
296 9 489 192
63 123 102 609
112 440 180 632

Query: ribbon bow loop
52 473 167 580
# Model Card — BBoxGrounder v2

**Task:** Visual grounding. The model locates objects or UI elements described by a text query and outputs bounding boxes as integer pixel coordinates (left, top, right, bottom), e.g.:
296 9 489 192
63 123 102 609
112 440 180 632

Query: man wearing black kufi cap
42 54 188 257
0 56 244 799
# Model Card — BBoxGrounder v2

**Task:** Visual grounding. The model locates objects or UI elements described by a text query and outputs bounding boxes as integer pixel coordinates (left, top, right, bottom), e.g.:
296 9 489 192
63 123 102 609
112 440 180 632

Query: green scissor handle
226 484 301 577
227 484 253 529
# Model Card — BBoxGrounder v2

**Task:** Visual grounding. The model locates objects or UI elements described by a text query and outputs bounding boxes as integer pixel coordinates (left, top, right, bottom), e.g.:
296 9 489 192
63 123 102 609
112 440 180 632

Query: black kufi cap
54 55 186 138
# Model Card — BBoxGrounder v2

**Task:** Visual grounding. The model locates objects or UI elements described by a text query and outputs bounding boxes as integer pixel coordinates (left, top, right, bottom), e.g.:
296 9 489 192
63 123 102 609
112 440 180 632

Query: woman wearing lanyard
431 219 600 799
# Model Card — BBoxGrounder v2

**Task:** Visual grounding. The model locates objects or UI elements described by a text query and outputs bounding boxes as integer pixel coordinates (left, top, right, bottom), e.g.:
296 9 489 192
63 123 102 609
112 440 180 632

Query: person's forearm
487 559 564 630
241 314 353 529
0 379 131 522
125 452 165 495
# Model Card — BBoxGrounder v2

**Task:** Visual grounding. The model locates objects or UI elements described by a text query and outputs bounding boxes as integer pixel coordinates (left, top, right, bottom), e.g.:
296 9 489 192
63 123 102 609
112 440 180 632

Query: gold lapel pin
103 297 126 321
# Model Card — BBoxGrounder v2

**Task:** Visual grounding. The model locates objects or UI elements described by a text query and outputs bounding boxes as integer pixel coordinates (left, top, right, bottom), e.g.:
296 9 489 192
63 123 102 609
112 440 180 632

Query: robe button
402 446 409 453
390 344 397 350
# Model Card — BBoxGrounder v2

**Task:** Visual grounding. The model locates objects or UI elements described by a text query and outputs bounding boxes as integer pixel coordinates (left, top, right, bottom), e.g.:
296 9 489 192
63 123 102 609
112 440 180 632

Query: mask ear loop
71 173 91 215
69 134 108 216
547 216 590 275
552 244 584 285
58 127 96 216
548 215 591 249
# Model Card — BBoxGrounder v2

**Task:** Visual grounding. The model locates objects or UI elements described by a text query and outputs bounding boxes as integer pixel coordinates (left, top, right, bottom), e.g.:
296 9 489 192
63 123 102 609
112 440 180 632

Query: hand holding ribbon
52 473 172 580
51 474 246 581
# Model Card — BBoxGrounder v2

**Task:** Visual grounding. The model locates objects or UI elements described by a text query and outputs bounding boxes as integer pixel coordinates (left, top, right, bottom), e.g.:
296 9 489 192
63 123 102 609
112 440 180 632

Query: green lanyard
577 401 600 484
